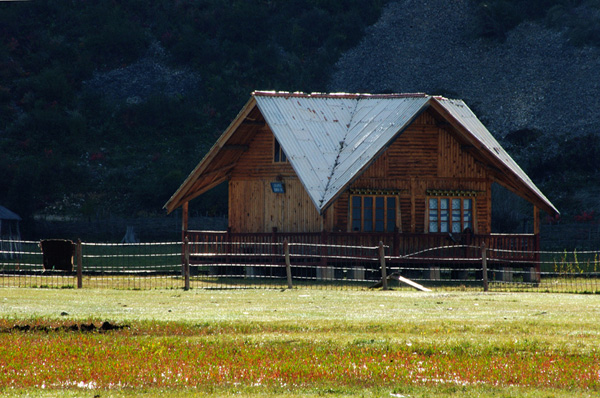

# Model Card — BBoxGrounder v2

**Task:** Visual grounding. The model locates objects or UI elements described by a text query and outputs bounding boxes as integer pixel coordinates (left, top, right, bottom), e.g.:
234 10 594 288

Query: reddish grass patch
0 322 598 391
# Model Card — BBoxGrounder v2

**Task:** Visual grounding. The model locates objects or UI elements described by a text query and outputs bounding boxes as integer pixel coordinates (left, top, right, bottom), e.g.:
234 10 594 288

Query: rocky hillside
330 0 600 221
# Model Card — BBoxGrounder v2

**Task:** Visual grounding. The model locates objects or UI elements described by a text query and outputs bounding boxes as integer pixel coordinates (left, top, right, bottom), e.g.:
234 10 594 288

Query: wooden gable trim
164 97 258 213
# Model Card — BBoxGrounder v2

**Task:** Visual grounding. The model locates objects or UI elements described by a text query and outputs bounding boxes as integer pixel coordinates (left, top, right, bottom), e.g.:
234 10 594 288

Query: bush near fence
0 239 599 293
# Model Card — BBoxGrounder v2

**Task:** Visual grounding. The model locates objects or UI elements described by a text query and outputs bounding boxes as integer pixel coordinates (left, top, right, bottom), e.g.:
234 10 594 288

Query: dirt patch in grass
0 320 129 333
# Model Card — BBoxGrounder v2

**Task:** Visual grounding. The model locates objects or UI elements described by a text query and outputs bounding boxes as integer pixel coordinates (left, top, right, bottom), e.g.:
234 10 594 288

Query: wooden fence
0 239 598 293
186 230 539 272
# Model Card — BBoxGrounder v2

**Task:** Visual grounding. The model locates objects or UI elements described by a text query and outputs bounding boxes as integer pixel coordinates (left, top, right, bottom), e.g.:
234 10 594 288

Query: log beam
182 202 189 240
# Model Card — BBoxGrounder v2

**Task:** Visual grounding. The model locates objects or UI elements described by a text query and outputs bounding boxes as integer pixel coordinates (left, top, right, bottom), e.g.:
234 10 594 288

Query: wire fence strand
0 239 599 292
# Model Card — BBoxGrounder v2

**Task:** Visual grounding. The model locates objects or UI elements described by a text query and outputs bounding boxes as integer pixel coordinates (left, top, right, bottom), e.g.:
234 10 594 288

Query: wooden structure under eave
165 91 558 272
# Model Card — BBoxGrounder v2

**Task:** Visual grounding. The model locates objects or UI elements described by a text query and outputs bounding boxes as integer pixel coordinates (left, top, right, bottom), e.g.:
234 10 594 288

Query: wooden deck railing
185 230 539 271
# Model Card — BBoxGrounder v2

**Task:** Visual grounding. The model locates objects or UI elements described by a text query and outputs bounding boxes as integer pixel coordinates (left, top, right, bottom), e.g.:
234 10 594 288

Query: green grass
0 289 599 397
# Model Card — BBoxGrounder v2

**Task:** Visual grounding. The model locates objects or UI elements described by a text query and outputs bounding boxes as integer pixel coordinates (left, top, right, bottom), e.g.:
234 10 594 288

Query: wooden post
533 206 541 281
320 229 328 268
76 239 83 289
379 241 388 291
181 202 189 272
393 226 400 257
534 233 541 281
181 202 189 239
481 243 488 292
225 226 232 254
284 239 293 289
183 237 190 291
271 227 277 276
410 178 416 233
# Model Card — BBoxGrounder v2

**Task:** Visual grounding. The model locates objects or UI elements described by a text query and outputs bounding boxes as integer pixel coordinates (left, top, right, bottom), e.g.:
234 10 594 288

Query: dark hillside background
0 0 385 239
1 0 599 242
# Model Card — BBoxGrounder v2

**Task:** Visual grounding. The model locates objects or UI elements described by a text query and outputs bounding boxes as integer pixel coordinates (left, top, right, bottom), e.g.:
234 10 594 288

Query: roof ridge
253 90 430 100
319 98 362 206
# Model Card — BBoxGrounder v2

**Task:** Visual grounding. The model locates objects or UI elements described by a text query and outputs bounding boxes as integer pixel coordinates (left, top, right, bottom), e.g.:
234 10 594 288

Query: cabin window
350 195 397 232
273 138 288 163
428 197 473 233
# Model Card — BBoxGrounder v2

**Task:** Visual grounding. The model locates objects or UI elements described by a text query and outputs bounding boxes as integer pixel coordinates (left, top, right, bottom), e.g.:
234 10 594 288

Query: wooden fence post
225 226 232 267
379 241 388 291
320 230 328 268
181 202 188 272
284 239 293 289
534 233 541 282
481 243 488 292
271 227 278 276
184 237 190 291
76 239 83 289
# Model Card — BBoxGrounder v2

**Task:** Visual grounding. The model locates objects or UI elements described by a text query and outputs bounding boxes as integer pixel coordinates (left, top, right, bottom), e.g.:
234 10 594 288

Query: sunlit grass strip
0 332 598 391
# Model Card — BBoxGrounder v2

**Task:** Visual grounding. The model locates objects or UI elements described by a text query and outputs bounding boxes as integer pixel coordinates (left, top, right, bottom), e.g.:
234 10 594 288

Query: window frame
349 193 399 233
273 137 288 163
427 196 475 234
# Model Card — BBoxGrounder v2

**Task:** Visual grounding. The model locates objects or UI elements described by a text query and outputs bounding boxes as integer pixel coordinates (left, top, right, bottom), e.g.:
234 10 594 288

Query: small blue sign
270 182 285 193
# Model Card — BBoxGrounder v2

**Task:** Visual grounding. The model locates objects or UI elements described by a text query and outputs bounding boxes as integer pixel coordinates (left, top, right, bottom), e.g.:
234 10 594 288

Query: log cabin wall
228 127 324 233
335 109 491 234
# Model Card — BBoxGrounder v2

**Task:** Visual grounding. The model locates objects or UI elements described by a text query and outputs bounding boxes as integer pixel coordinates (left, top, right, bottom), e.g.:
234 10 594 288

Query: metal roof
165 91 558 217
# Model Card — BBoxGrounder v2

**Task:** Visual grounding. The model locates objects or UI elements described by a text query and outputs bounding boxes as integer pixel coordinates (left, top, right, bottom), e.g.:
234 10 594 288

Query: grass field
0 288 599 397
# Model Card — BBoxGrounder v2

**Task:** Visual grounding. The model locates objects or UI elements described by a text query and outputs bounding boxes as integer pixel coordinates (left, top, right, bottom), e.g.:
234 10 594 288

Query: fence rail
0 239 599 292
186 230 539 263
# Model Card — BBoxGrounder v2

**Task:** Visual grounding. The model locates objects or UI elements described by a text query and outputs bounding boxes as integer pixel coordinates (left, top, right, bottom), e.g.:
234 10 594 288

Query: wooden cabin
165 91 558 278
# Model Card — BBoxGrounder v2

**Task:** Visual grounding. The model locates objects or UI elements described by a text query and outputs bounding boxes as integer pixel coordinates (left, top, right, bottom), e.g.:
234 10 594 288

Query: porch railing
185 230 540 270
